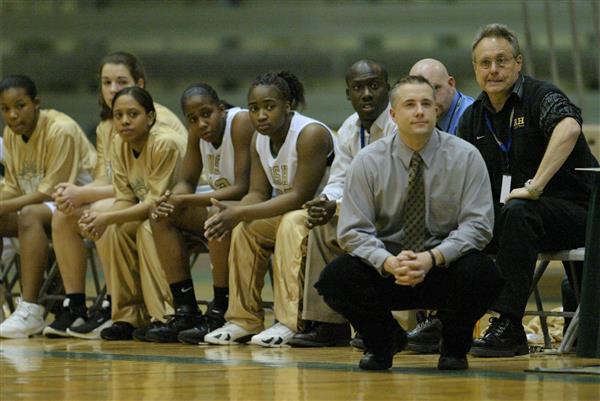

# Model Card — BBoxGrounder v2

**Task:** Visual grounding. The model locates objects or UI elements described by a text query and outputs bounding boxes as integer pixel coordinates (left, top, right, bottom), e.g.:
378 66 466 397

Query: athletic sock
66 293 87 311
170 279 199 312
212 286 229 311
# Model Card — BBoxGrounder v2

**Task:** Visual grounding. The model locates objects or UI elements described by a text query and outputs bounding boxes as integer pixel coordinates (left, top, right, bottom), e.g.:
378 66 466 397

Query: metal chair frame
524 248 585 352
0 238 106 316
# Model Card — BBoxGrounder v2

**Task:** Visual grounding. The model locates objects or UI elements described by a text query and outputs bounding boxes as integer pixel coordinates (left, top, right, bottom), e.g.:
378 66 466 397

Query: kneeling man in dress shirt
315 75 503 371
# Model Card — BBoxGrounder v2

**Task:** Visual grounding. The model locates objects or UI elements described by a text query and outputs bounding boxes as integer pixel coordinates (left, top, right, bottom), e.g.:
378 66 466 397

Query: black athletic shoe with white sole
67 300 112 340
145 304 203 343
178 305 226 345
43 299 87 338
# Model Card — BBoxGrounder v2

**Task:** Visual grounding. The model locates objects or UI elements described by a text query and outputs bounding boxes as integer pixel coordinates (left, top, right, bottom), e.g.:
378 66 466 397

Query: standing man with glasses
459 23 598 357
315 75 503 371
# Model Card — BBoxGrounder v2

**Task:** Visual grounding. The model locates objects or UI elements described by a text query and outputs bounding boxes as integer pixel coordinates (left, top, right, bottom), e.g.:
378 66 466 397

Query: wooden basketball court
2 336 599 401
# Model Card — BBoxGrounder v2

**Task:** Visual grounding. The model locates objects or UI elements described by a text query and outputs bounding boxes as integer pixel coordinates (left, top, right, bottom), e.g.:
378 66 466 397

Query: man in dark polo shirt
458 23 598 357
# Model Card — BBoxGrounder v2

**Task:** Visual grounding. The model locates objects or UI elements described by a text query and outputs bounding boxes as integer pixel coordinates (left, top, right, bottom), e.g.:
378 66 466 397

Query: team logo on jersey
17 162 43 195
271 165 289 186
212 177 231 189
131 178 147 202
207 154 221 175
512 116 525 129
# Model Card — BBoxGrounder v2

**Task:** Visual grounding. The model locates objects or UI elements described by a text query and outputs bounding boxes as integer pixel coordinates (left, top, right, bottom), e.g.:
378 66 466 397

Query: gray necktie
402 152 425 252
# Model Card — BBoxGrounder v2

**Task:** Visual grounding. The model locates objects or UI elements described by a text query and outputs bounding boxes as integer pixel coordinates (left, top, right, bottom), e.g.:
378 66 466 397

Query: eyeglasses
475 55 515 70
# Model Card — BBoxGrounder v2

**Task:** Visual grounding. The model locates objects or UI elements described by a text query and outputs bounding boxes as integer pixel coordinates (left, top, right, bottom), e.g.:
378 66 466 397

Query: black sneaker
470 316 529 357
100 321 136 341
133 321 166 342
145 304 203 343
350 332 365 350
178 305 226 345
67 300 112 340
288 321 351 347
43 299 87 338
359 326 408 371
406 315 442 353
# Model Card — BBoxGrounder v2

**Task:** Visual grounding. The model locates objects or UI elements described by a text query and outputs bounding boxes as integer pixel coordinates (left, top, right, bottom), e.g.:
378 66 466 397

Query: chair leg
531 261 552 348
1 252 20 312
89 285 107 314
86 241 102 297
568 261 581 304
558 306 579 353
530 261 550 292
37 260 65 318
533 285 552 349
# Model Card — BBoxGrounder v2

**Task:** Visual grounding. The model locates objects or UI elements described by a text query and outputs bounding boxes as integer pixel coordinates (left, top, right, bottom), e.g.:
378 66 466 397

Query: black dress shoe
359 351 394 370
358 327 407 371
145 304 203 343
406 315 442 354
100 322 136 341
288 321 351 347
438 354 469 370
470 316 529 357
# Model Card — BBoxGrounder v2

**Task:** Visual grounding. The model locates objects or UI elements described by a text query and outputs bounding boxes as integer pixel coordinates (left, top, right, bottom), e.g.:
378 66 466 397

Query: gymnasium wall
0 0 598 142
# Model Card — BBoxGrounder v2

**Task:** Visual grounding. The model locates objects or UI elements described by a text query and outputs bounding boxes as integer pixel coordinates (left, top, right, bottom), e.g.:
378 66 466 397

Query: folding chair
0 238 21 312
1 238 106 316
524 247 585 351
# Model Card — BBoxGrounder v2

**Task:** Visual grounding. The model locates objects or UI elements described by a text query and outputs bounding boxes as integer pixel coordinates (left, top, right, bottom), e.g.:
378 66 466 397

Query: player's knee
18 204 50 231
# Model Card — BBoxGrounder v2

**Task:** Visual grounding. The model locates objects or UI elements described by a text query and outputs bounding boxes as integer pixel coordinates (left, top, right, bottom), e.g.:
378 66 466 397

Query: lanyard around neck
484 107 515 152
484 107 515 170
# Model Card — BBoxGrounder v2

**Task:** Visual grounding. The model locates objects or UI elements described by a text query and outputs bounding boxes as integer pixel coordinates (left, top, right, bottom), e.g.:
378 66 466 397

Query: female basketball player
46 52 187 339
204 71 335 347
78 86 185 340
143 83 253 344
0 75 96 339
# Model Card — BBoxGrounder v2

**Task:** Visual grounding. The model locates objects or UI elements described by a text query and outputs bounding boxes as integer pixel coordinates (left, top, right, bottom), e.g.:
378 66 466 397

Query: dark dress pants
315 250 503 356
491 197 587 318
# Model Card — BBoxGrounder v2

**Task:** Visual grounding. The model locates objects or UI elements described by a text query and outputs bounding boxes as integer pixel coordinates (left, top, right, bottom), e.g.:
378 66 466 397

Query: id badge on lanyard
484 108 514 204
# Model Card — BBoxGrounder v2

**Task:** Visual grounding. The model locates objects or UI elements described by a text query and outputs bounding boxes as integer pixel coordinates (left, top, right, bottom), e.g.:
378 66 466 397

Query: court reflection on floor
1 339 599 401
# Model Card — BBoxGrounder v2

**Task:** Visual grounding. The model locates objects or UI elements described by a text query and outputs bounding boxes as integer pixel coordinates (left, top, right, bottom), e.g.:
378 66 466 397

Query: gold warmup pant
96 220 173 327
226 209 308 333
302 216 346 324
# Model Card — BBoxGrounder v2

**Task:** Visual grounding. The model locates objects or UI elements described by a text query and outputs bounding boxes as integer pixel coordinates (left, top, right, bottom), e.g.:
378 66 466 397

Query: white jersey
255 111 334 196
199 107 244 190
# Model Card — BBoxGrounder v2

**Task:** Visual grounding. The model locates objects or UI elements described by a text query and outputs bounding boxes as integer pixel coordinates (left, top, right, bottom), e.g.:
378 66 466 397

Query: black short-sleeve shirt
458 75 598 207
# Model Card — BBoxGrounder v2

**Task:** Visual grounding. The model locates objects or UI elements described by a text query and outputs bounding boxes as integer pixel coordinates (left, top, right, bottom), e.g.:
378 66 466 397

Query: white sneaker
0 299 46 338
249 322 295 348
204 322 257 345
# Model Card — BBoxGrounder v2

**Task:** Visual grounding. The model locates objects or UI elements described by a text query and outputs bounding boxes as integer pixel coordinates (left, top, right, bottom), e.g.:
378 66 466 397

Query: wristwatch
524 179 543 199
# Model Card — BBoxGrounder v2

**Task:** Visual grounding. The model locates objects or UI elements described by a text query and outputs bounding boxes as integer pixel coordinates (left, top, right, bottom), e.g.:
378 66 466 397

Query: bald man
409 59 474 135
